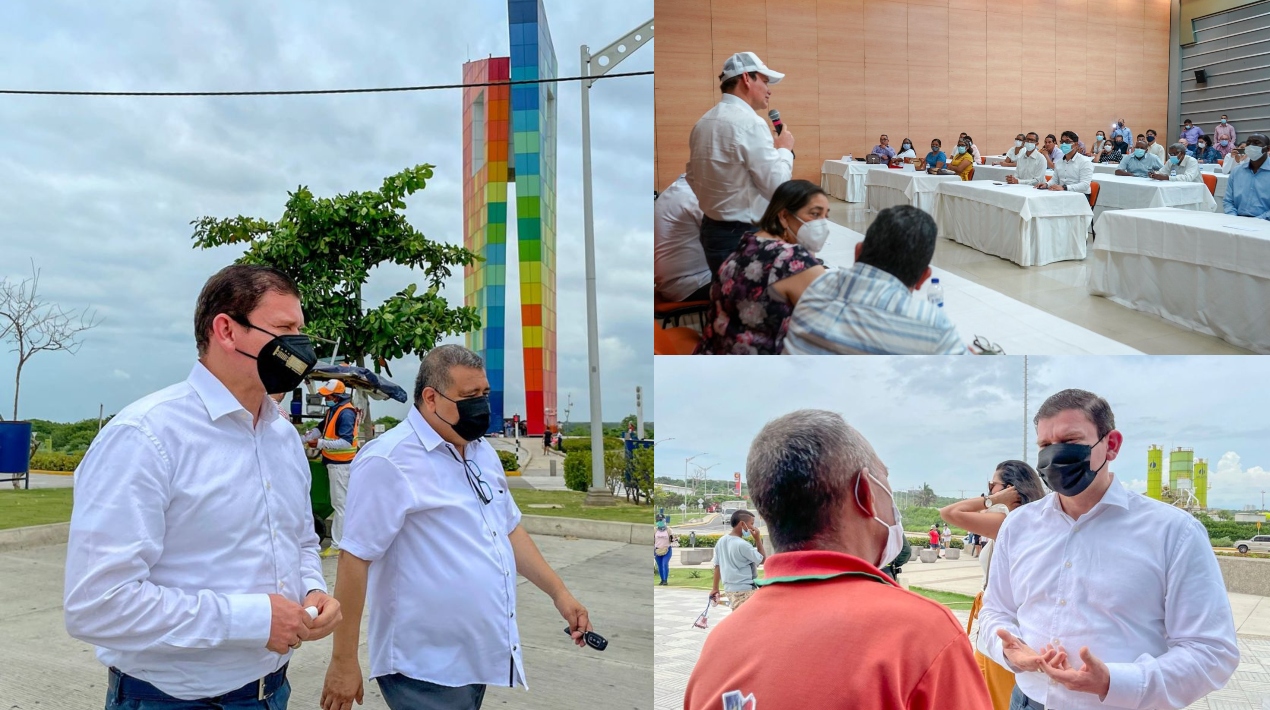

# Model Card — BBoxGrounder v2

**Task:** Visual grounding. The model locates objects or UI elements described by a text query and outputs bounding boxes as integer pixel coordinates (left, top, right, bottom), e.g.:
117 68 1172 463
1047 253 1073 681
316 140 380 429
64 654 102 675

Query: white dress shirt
1005 146 1024 163
1222 153 1246 174
1014 148 1050 186
1167 154 1202 182
654 175 710 301
340 407 527 689
1052 152 1094 194
1148 142 1168 164
64 363 325 700
686 93 793 224
978 478 1238 709
893 147 917 161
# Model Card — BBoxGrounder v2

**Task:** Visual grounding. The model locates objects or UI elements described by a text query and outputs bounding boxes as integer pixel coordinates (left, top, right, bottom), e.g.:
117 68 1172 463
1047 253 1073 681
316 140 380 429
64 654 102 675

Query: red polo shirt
684 550 991 710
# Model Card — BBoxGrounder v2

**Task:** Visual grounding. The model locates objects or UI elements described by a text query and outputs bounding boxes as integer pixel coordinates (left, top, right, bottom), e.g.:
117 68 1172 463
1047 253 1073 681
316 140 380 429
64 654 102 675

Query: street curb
0 517 653 552
522 515 654 545
0 522 70 552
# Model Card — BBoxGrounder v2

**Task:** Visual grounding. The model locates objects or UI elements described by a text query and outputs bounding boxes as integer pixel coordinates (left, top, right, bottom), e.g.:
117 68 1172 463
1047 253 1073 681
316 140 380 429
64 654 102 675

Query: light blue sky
654 356 1270 511
0 0 652 425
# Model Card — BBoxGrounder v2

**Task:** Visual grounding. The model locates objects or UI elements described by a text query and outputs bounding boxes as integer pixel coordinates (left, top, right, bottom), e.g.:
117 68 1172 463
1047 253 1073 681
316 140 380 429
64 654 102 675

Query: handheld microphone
768 109 784 135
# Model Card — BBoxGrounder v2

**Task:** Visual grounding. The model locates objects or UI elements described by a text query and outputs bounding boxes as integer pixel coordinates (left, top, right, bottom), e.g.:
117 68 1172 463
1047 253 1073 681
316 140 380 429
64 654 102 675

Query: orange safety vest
321 401 360 463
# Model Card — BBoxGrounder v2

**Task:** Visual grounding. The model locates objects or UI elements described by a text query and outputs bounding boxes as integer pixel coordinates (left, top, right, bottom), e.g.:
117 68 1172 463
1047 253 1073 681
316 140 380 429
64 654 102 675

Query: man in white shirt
1042 131 1094 194
654 174 710 302
1145 129 1167 164
320 344 593 710
64 265 342 707
1006 132 1049 186
686 51 795 275
978 389 1239 710
1151 142 1202 183
1001 133 1027 166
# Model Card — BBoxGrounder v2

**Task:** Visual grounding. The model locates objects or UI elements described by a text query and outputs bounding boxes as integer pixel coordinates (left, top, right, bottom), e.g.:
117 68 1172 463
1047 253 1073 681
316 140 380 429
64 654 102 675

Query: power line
0 70 653 97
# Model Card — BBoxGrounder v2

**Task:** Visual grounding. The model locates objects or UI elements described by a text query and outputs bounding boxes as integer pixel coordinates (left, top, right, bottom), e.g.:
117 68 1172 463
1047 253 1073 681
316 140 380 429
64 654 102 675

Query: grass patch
661 566 767 590
511 489 653 524
0 488 74 530
911 586 976 609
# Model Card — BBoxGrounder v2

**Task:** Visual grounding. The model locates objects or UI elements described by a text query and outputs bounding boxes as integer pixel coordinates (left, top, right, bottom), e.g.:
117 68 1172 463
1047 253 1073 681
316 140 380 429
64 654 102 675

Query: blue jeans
105 679 290 710
655 548 672 583
1009 685 1043 710
377 674 486 710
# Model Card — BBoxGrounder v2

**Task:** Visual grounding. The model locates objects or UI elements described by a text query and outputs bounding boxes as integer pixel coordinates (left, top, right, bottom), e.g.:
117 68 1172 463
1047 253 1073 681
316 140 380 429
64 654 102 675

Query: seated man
1222 142 1248 174
1001 133 1027 166
1146 129 1167 163
654 175 711 302
1042 130 1093 194
782 205 968 355
1115 137 1164 177
1223 133 1270 219
871 134 896 161
1150 143 1201 183
1006 132 1049 186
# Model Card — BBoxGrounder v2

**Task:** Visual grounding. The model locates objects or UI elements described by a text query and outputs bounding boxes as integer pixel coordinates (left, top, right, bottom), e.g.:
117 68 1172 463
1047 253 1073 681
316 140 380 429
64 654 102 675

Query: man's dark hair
414 344 486 406
720 71 759 94
856 205 936 288
1045 134 1057 143
1184 119 1193 124
757 179 826 240
1137 133 1146 140
962 134 974 146
1033 389 1115 439
1025 132 1039 141
1147 128 1157 136
1060 130 1079 143
729 510 755 528
194 265 300 357
995 460 1046 503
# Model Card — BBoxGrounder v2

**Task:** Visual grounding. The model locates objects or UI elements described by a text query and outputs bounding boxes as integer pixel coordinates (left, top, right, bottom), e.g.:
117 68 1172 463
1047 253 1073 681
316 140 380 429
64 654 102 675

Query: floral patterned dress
697 232 821 355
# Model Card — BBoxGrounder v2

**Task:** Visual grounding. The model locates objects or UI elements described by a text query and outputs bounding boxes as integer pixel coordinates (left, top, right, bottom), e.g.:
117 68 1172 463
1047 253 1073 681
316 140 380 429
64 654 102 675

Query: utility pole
635 386 644 440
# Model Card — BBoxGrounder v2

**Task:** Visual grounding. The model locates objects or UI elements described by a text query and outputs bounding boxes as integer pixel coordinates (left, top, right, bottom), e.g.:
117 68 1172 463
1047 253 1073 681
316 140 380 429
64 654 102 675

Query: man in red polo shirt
684 409 990 710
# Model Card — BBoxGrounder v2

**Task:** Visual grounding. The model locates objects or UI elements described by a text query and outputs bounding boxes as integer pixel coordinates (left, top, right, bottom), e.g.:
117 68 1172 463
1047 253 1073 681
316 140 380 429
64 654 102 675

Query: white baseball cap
719 52 784 85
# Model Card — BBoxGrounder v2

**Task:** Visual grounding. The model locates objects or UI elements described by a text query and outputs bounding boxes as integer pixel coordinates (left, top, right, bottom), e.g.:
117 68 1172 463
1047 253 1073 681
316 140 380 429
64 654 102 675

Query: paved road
0 536 651 709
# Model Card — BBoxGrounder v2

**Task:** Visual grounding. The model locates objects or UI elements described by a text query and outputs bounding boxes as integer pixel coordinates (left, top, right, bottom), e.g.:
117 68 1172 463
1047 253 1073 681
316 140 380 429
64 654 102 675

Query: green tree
191 165 481 369
916 482 937 508
629 446 655 505
375 416 402 429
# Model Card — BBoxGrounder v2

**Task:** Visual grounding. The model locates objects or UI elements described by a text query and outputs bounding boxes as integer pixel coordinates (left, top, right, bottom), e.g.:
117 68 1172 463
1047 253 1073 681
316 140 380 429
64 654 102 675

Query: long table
818 221 1141 354
935 181 1093 266
1088 172 1216 220
972 164 1052 183
821 160 890 202
1090 161 1228 202
865 168 961 213
1088 208 1269 353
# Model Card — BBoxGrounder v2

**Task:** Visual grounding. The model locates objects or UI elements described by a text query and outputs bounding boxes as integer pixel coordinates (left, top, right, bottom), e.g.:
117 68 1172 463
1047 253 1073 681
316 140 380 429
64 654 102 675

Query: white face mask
1015 140 1024 148
791 215 830 253
1247 145 1264 161
854 468 904 569
1024 142 1037 151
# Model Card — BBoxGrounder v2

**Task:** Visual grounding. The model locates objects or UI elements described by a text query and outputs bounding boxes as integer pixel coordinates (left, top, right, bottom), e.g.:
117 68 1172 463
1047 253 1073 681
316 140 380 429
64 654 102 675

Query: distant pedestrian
929 524 940 554
543 428 552 455
710 511 766 611
655 520 674 586
942 523 952 553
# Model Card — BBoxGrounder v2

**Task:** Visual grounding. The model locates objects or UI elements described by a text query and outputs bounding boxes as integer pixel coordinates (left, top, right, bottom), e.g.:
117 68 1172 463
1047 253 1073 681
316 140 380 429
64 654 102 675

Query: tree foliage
191 165 481 366
915 482 938 508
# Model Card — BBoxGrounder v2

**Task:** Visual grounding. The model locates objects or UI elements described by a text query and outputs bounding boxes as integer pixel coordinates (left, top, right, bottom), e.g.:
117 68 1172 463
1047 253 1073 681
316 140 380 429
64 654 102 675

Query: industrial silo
1147 445 1163 501
1169 447 1194 492
1194 458 1208 509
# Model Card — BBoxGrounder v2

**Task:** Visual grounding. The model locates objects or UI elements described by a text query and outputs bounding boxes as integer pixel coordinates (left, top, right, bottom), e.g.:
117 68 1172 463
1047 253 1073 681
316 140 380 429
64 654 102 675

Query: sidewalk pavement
656 553 1270 710
1 536 652 709
491 437 572 492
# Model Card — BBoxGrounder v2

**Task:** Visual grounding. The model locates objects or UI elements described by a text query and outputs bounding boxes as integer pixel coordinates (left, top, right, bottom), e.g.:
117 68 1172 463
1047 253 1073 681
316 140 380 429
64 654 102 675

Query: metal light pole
580 19 654 506
685 453 706 494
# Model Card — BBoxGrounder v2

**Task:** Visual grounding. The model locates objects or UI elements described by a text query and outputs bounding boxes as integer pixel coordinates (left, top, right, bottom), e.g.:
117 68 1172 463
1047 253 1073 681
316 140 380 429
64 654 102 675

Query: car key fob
564 627 608 651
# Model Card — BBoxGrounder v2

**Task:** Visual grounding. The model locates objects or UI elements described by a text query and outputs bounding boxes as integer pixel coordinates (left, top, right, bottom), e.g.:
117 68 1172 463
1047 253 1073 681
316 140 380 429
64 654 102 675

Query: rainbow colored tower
462 0 558 436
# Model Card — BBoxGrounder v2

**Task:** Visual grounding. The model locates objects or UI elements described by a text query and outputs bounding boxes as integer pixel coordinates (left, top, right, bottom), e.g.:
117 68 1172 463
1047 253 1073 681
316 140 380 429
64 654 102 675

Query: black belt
700 216 753 229
109 664 288 703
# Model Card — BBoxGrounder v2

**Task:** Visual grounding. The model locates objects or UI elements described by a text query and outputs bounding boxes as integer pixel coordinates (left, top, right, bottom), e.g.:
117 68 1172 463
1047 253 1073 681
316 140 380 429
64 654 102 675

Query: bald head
746 409 886 553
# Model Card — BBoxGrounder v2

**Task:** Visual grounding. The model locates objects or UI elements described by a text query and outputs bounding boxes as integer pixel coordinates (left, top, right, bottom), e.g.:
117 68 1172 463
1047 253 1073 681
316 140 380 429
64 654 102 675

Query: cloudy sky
0 0 652 425
655 356 1270 511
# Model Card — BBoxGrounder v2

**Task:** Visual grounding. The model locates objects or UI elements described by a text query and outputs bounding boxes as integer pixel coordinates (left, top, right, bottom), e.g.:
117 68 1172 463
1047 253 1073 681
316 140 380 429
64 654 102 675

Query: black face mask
234 320 317 395
1037 433 1109 497
435 391 491 442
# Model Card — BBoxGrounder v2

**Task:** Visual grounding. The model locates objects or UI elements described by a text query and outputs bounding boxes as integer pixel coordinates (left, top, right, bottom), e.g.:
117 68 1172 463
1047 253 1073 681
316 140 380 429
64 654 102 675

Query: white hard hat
719 52 784 85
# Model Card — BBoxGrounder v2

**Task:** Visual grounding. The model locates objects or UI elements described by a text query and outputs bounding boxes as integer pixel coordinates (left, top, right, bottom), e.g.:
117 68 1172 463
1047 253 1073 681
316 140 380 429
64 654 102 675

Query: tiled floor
655 586 1270 709
825 198 1252 354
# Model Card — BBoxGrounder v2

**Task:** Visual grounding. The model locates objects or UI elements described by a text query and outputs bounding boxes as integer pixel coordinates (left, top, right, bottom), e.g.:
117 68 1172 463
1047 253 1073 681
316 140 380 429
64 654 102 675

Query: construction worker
305 379 360 558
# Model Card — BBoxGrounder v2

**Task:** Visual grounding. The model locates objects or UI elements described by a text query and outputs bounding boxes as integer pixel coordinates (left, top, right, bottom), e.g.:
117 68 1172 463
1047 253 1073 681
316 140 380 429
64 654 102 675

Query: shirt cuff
1101 662 1143 707
776 148 794 162
225 593 273 647
303 576 328 596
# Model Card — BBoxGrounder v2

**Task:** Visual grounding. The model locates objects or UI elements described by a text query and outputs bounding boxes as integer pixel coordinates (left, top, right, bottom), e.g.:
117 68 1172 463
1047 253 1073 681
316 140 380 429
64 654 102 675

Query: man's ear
913 267 933 292
854 242 864 261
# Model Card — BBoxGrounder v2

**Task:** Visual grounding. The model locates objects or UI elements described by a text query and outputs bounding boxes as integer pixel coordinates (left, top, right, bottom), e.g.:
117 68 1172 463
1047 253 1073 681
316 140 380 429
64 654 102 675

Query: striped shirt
782 263 969 355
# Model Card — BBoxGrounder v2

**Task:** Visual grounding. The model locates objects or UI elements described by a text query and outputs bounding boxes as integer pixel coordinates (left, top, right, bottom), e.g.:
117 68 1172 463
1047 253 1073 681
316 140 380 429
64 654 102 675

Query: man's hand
1115 170 1132 176
997 629 1058 673
1048 183 1065 191
266 594 314 654
1005 175 1018 184
1041 645 1112 699
1150 171 1170 181
320 655 364 710
304 590 343 641
555 592 592 647
774 127 795 152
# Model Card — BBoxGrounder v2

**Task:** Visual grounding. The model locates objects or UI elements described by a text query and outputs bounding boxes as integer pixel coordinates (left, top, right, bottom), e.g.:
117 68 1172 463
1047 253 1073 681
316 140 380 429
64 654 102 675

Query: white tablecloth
821 160 890 202
816 221 1140 354
935 181 1093 266
1090 162 1227 202
1088 208 1270 353
1089 173 1218 220
865 169 961 214
984 155 1009 165
972 164 1054 183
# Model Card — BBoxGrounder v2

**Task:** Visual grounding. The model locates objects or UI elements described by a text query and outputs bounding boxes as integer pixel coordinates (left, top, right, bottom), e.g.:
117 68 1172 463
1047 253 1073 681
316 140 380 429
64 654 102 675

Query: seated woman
890 137 917 165
946 136 976 180
924 138 948 172
1089 130 1108 157
697 180 829 355
1095 140 1123 164
1194 135 1222 164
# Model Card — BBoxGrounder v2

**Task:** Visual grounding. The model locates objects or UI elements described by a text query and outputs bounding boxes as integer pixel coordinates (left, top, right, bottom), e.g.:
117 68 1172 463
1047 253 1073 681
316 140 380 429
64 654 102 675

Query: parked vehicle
1233 535 1270 554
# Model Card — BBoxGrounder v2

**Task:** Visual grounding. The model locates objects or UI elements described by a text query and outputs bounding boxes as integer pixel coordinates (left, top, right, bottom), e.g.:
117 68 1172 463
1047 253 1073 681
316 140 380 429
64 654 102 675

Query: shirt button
1072 525 1079 532
1065 561 1072 568
1053 638 1060 645
1059 599 1067 606
266 481 272 490
513 645 518 651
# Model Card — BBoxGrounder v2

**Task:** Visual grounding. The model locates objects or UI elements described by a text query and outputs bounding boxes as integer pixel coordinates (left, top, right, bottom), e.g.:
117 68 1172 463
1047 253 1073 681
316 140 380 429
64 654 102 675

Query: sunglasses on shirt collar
445 446 495 505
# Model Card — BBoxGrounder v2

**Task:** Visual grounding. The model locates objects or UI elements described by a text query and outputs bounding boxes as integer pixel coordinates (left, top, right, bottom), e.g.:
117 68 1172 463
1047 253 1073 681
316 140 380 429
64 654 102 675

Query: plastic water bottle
927 278 944 308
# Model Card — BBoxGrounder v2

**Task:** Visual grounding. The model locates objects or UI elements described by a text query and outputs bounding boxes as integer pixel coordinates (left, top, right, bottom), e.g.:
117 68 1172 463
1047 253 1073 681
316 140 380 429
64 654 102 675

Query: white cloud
111 369 131 381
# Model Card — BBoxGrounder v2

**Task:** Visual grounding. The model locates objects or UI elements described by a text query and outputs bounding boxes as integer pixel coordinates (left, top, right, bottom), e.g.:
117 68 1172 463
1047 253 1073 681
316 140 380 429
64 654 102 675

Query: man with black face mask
977 389 1238 710
321 344 592 710
65 265 340 708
